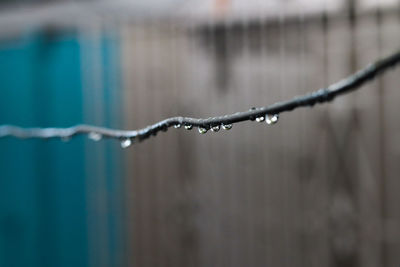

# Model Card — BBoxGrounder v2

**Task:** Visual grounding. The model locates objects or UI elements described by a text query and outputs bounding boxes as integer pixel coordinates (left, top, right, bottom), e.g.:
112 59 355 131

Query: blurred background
0 0 400 266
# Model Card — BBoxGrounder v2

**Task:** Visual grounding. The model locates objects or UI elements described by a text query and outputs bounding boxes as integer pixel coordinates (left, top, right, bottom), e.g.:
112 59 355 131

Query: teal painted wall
0 31 124 267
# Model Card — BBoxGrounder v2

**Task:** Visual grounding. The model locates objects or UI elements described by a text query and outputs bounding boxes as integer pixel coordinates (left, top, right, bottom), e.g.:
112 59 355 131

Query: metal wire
1 49 399 144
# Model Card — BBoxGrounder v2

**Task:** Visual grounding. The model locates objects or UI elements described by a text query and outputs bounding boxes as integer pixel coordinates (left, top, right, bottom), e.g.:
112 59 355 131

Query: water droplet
184 125 193 130
198 127 208 134
174 124 181 129
88 132 102 141
222 124 232 130
120 138 132 148
211 125 220 132
256 116 265 122
266 114 279 125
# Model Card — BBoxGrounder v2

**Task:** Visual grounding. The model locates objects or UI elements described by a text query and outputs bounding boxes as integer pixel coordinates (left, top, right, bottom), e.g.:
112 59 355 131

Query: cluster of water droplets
254 113 279 125
199 123 232 134
174 122 232 134
100 111 278 148
265 114 279 125
255 116 265 122
250 106 279 125
169 110 279 137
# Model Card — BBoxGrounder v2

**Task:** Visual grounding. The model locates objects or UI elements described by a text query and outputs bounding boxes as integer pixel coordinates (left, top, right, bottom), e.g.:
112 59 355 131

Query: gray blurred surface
121 4 400 267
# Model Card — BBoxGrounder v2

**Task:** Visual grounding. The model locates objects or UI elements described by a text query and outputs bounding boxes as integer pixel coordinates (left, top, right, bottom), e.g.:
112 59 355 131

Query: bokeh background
0 0 400 266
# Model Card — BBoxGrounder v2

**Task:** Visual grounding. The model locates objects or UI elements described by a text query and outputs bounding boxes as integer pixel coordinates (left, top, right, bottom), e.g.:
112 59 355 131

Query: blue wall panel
0 31 121 267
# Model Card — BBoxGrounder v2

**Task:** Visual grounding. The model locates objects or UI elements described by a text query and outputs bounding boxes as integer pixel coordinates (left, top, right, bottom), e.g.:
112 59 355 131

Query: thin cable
1 49 400 143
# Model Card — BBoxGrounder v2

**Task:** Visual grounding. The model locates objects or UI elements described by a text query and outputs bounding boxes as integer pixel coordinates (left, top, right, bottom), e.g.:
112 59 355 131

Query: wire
1 49 400 145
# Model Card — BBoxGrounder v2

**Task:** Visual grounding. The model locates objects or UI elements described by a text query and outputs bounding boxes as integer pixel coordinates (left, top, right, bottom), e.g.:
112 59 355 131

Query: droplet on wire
256 116 265 122
266 114 279 125
211 125 220 132
120 138 132 149
198 127 208 134
222 124 232 130
88 132 102 141
174 124 181 129
184 125 193 130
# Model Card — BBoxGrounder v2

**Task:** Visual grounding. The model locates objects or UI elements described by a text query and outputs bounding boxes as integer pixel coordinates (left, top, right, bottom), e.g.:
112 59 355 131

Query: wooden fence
121 6 400 267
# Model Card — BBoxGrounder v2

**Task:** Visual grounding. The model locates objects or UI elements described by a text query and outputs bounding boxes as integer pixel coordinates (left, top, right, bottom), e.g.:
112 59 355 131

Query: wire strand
1 49 400 144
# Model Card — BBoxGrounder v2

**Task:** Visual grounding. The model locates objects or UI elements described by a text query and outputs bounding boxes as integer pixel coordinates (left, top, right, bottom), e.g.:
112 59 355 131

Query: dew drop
88 132 102 141
198 127 208 134
174 124 181 129
120 138 132 148
184 125 193 130
256 116 265 122
222 124 232 130
211 125 220 132
266 114 279 125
